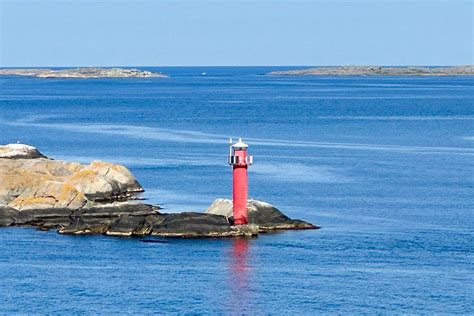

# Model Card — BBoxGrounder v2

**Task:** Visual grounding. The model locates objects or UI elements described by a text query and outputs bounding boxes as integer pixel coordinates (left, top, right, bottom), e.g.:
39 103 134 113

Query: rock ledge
1 199 318 238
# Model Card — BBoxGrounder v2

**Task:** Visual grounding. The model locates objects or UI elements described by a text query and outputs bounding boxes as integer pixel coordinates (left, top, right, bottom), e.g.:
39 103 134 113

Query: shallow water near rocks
0 67 473 313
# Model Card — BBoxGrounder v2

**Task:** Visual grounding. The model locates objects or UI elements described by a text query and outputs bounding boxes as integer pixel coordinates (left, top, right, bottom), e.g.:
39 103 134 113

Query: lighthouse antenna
229 138 233 157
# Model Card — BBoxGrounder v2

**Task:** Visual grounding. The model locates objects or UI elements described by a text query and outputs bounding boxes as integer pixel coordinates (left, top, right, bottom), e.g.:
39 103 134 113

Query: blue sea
0 67 473 314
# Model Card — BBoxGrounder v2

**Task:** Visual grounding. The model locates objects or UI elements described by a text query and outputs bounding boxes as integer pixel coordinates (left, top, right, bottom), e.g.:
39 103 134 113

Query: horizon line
0 64 472 68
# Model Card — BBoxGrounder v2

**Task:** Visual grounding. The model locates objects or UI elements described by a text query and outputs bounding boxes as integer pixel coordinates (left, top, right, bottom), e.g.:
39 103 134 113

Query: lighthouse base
231 224 259 237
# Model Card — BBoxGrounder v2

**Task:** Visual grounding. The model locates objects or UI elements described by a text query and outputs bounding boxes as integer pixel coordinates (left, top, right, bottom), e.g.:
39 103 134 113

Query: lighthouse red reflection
231 238 249 278
228 237 251 310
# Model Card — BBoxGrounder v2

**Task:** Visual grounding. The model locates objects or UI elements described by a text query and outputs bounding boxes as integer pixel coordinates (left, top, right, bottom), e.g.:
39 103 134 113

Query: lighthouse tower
228 138 253 225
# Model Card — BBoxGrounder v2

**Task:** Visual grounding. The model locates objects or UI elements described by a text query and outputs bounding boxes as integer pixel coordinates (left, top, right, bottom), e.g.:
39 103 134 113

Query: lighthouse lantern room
228 138 253 225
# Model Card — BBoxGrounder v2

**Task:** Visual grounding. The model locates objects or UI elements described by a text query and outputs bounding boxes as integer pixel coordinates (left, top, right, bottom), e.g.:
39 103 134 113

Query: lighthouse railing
228 155 240 165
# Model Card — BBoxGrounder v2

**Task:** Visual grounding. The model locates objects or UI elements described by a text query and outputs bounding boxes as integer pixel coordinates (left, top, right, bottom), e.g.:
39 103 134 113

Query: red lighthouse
228 138 253 225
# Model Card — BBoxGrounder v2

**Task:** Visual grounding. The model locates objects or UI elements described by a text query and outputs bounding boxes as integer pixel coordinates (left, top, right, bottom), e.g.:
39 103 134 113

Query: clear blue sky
0 0 472 67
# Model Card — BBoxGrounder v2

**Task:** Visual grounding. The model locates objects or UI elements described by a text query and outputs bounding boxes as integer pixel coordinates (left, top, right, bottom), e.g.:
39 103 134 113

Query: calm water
0 67 473 314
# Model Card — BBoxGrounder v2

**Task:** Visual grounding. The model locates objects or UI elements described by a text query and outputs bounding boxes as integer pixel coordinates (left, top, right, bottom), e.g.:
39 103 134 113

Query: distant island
0 67 167 78
268 65 474 76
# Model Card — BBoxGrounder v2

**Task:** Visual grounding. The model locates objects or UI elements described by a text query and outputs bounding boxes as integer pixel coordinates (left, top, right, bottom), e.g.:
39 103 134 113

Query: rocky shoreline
268 65 474 76
0 144 318 238
0 67 167 78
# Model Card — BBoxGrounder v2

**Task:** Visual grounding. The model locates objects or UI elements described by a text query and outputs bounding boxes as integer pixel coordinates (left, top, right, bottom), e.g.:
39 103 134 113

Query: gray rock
106 215 150 237
0 206 19 226
59 217 109 235
206 199 319 231
81 203 158 217
58 203 159 235
14 207 73 226
152 212 233 237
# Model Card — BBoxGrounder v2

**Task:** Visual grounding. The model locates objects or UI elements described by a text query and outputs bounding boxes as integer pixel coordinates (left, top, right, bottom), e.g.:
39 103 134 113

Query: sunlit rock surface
0 143 46 159
0 144 144 208
8 181 89 211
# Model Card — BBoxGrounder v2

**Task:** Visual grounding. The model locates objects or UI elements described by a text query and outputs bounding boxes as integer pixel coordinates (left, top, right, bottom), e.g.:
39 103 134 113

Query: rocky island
0 144 318 238
268 65 474 76
0 67 167 78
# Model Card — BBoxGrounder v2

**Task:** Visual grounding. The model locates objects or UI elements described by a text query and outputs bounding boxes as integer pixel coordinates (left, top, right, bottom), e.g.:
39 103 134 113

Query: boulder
87 161 144 194
65 169 118 201
206 198 319 231
0 144 46 159
64 162 144 201
0 144 144 208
